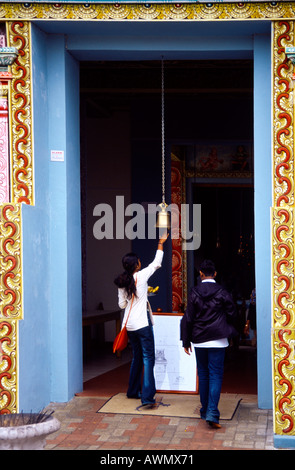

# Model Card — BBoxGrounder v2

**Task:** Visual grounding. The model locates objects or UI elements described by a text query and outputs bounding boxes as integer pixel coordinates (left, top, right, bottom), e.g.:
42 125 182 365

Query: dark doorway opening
80 59 257 395
193 184 255 299
192 184 257 394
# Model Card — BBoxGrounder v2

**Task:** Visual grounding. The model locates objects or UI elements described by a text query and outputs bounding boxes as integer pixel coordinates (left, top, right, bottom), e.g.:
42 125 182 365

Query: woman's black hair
114 252 139 299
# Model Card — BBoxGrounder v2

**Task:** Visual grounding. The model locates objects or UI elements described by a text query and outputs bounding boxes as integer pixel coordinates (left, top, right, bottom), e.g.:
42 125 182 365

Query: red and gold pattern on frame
171 156 186 312
0 92 10 203
0 6 293 435
7 21 34 206
0 204 22 321
272 21 295 436
0 21 32 414
0 2 294 22
0 204 21 414
0 31 12 204
0 320 17 414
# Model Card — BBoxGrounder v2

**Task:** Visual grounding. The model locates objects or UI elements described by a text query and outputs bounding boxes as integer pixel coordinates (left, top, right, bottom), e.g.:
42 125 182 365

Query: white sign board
153 314 197 393
51 150 64 162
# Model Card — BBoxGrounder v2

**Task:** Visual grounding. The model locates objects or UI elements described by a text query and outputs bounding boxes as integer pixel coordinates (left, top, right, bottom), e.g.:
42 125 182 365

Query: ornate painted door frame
0 1 294 443
0 20 32 414
272 20 295 437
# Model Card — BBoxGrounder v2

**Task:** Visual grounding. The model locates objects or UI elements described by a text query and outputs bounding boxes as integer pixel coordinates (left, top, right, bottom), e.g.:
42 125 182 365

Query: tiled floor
44 394 276 450
43 345 285 451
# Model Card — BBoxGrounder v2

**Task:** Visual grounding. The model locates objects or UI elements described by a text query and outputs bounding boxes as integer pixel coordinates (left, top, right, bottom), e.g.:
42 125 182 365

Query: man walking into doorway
180 259 237 429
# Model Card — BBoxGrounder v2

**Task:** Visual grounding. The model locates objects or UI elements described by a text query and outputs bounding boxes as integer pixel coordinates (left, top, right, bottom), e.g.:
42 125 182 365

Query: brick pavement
44 394 278 451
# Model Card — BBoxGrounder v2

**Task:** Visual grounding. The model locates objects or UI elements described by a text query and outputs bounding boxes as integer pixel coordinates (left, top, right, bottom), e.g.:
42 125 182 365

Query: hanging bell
156 202 171 229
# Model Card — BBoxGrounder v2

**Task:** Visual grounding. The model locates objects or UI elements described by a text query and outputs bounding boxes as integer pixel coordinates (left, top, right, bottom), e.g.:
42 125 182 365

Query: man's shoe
207 421 222 429
141 401 156 409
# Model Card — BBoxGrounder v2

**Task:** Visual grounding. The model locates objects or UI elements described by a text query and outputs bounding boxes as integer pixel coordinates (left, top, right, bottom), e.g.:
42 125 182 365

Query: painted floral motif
272 20 295 436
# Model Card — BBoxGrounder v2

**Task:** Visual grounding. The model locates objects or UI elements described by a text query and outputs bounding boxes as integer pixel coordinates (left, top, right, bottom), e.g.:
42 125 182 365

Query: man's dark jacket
180 281 237 348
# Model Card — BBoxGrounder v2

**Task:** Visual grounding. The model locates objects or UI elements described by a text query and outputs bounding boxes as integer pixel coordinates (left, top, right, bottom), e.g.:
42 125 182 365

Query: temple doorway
193 184 255 300
80 59 257 394
193 183 257 394
170 142 257 394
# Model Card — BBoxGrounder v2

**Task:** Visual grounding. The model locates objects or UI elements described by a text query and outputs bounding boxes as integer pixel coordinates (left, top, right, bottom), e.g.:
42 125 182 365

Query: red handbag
113 281 136 354
112 325 129 354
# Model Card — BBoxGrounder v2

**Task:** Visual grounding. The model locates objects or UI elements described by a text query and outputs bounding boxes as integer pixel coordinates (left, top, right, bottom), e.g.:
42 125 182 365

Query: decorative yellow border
0 2 293 21
0 204 22 321
0 21 32 413
7 21 34 206
0 203 21 414
272 20 295 436
0 319 17 414
0 5 294 438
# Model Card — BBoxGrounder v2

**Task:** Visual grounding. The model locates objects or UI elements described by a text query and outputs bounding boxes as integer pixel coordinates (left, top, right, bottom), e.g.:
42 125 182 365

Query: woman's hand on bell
159 232 169 244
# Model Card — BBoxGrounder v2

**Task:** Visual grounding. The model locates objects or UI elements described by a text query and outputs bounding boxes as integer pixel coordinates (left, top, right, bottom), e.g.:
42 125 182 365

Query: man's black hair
199 259 216 277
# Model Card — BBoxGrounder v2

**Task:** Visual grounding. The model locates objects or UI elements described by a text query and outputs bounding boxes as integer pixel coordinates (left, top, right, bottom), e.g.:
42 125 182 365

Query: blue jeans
194 347 226 424
127 320 156 405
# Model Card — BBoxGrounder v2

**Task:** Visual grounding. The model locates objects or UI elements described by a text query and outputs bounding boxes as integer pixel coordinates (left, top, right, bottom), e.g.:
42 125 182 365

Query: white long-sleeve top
118 249 164 331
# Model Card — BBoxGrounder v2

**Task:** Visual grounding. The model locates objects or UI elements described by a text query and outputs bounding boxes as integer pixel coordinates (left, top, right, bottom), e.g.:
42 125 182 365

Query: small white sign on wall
51 150 64 162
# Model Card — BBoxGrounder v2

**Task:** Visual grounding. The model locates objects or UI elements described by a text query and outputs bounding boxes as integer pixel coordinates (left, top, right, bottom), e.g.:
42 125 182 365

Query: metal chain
161 59 165 203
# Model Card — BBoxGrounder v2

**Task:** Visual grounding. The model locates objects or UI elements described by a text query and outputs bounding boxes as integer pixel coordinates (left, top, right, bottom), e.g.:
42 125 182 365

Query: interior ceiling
80 59 253 96
80 59 253 121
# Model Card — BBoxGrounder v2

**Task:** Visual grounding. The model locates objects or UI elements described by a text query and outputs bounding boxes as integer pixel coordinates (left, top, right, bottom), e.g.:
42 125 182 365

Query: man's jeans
194 347 226 424
127 323 156 405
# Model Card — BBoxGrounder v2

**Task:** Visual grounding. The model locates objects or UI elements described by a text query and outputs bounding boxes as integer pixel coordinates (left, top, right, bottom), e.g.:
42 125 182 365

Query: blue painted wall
253 33 272 409
19 19 273 415
47 34 83 401
47 35 83 401
65 45 83 398
19 25 51 411
19 25 82 411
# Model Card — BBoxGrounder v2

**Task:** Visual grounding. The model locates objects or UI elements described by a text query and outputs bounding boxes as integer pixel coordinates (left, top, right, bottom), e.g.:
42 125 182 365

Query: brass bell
156 202 171 229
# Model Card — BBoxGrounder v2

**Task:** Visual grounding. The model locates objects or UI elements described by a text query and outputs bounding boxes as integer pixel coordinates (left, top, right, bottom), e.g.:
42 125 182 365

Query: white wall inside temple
83 109 132 341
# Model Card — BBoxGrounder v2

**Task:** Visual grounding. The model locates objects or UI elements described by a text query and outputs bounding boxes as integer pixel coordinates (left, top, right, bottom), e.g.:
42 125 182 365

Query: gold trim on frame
0 319 18 414
0 203 22 321
0 203 21 413
0 2 293 22
272 20 295 437
7 21 34 206
0 4 294 439
0 20 32 413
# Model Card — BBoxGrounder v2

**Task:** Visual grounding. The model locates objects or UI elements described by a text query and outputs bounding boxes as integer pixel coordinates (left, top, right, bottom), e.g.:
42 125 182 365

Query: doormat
97 392 242 420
